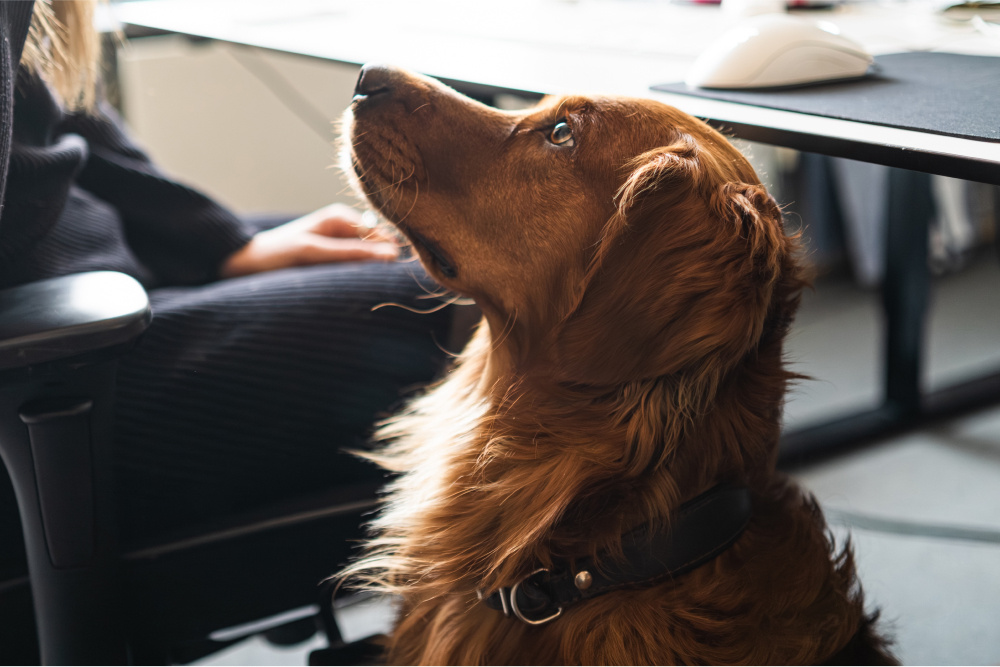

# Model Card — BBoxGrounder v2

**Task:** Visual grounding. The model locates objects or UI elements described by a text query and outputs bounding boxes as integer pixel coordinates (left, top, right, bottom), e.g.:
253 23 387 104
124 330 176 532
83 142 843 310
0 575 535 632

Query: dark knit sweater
0 1 32 219
3 54 251 288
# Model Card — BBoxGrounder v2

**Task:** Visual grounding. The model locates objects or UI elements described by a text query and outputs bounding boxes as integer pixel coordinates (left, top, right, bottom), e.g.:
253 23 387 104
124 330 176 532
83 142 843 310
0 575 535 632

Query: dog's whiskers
416 289 456 300
393 179 421 226
370 297 459 316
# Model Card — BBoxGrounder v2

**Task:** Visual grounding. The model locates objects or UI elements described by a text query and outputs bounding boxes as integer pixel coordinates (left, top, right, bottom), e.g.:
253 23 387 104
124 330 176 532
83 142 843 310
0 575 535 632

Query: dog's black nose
354 64 393 99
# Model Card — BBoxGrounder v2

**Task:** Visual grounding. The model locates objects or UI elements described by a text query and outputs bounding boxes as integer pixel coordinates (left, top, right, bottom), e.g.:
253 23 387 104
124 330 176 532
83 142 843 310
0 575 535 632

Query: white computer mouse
685 14 874 89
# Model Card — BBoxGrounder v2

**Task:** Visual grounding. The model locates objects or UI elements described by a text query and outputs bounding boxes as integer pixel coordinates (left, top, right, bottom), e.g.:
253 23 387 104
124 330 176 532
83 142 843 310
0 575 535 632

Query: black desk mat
652 52 1000 143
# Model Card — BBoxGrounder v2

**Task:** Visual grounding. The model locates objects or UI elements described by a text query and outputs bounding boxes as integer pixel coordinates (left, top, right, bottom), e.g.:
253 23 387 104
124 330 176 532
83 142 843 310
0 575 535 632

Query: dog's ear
553 137 791 386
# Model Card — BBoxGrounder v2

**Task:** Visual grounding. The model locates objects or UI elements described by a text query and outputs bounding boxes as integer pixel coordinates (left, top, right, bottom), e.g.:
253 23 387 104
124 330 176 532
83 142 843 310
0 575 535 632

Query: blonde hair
20 0 101 112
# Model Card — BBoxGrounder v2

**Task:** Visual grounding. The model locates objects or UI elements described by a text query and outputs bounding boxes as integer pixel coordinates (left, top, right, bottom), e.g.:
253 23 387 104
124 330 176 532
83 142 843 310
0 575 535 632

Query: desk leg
779 167 934 467
882 168 933 420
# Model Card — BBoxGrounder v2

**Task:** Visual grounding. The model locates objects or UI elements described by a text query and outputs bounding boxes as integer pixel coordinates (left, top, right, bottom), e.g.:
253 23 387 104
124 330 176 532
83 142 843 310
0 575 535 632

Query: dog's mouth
401 225 458 279
346 112 456 281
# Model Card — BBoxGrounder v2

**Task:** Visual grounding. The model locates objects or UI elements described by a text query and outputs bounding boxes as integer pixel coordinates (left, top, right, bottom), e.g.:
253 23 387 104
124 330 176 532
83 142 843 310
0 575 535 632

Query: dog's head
344 65 802 386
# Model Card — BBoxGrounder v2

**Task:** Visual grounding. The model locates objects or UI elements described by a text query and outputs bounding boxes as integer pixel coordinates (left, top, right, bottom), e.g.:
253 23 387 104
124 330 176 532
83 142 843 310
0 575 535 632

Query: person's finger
311 216 365 238
301 237 399 263
288 204 361 233
311 216 399 244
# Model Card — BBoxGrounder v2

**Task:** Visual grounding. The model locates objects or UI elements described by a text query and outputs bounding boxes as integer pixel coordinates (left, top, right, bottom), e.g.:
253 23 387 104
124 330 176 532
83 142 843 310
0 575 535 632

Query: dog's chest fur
346 332 879 665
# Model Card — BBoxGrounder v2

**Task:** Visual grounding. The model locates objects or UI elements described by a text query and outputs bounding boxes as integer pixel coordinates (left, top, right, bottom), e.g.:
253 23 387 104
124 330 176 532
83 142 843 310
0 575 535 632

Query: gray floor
203 252 1000 666
786 252 1000 665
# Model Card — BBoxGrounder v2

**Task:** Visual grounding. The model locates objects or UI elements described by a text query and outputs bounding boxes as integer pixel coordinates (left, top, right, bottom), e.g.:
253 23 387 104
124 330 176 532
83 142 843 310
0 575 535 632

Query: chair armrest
0 272 151 371
0 272 149 663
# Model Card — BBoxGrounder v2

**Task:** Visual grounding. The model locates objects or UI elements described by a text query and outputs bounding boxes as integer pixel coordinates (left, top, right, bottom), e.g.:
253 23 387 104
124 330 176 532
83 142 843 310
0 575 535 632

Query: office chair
0 271 381 664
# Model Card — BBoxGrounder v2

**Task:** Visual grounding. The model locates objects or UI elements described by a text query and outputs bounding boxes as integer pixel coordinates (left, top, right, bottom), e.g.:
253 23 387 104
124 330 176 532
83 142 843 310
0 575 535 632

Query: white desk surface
114 0 1000 182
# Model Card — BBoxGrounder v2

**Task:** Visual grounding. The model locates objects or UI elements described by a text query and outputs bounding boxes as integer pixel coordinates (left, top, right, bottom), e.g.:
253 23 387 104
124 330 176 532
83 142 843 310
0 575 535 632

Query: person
0 0 471 545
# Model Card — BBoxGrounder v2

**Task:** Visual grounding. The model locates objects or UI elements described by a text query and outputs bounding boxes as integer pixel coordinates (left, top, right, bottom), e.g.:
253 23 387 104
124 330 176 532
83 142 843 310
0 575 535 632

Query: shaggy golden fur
339 65 896 665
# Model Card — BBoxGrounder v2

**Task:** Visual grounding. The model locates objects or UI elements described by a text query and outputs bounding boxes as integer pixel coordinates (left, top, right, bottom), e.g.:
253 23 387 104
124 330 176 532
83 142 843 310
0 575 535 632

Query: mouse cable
825 508 1000 545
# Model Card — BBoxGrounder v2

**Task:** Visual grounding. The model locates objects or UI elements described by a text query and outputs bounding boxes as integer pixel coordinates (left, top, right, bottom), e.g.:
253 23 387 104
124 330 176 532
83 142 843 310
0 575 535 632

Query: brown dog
339 64 896 665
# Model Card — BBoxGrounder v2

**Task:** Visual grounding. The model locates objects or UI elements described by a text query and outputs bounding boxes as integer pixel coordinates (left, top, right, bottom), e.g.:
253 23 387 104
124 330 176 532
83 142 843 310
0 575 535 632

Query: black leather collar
480 484 752 625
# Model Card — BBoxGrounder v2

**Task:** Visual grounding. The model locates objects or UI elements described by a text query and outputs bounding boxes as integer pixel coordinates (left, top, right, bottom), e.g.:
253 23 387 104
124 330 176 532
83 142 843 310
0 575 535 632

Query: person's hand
220 204 399 278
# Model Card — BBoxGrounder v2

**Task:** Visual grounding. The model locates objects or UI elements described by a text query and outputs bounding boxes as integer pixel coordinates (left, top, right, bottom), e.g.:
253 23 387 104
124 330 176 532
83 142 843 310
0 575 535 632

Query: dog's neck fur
342 316 877 664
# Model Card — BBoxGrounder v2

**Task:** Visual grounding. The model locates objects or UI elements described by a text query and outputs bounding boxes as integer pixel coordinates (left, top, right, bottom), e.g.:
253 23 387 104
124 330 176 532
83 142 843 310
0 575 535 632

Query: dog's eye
549 121 575 147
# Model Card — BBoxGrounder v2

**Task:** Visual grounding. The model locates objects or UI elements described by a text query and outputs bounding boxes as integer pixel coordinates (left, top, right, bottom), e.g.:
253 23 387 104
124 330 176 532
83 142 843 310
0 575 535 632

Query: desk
116 0 1000 463
114 0 1000 182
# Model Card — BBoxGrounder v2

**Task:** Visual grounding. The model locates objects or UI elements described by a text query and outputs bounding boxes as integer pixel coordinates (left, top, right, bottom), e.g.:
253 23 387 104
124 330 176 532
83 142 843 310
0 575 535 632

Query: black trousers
111 259 458 544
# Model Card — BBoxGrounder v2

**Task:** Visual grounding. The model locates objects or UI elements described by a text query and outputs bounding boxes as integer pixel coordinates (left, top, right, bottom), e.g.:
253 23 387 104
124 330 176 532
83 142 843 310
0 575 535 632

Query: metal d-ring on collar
478 484 753 626
477 568 564 625
510 569 563 625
